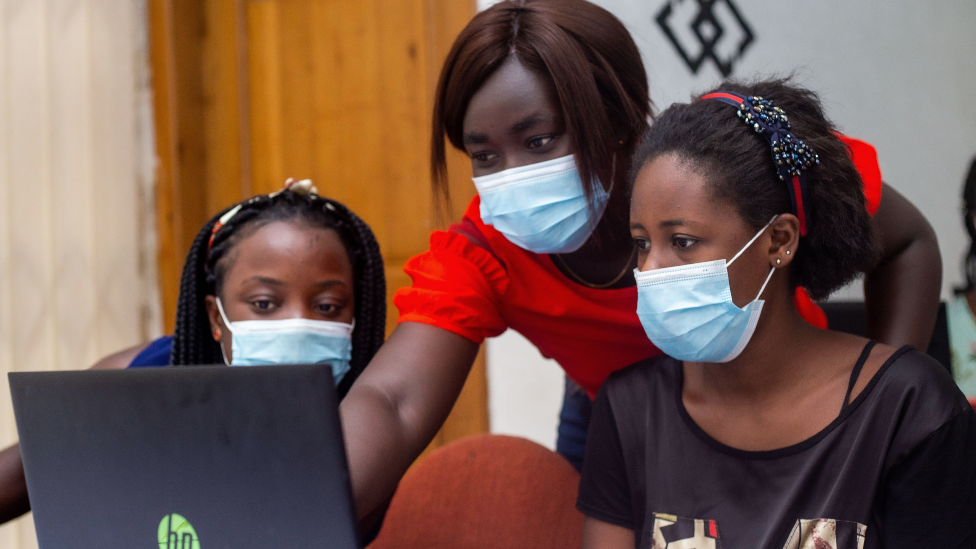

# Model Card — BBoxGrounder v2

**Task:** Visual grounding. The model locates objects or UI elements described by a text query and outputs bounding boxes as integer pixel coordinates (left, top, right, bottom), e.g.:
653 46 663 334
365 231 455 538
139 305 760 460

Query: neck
684 286 824 402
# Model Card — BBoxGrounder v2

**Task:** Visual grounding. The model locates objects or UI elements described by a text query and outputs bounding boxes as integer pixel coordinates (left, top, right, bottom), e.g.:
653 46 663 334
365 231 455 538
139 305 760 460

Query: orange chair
367 434 585 549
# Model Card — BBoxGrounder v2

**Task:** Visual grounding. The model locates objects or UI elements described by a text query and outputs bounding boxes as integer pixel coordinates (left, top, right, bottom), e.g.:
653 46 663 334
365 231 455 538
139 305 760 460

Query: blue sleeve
127 336 173 368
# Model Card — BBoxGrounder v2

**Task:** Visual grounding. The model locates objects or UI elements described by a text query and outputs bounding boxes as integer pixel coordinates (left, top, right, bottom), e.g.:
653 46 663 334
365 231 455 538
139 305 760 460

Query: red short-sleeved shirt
395 135 883 397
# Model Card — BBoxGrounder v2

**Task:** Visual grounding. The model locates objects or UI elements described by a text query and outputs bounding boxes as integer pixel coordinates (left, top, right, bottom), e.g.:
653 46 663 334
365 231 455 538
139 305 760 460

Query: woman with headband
577 79 975 549
340 0 942 521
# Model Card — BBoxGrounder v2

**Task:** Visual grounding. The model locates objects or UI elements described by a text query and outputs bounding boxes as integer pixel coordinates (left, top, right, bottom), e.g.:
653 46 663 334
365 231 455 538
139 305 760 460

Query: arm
90 343 149 370
0 445 28 524
339 321 479 520
583 517 635 549
0 342 147 524
864 183 942 349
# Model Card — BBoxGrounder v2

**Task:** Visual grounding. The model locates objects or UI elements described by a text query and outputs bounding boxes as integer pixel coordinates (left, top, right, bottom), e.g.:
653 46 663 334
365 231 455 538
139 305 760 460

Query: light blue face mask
634 218 777 363
216 299 353 384
473 154 610 254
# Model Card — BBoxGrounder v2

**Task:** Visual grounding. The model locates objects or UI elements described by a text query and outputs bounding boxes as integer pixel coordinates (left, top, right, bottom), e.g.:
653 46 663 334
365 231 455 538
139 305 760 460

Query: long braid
325 199 386 398
168 189 386 399
957 156 976 295
169 207 233 366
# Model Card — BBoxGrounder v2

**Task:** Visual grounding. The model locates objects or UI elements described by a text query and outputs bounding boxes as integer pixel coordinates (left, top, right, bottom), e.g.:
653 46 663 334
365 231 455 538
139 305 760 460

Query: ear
204 295 225 342
767 214 800 268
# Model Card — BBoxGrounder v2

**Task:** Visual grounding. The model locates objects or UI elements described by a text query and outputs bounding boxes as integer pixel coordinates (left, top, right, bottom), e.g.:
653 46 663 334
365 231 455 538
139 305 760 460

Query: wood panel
150 0 252 332
151 0 487 452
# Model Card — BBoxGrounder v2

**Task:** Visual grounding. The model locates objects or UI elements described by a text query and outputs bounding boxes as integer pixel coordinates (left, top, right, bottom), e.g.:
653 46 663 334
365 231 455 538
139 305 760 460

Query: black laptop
9 364 359 549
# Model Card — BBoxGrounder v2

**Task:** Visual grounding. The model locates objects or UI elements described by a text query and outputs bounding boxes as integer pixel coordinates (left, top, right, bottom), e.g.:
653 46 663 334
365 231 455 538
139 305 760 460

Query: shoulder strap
844 340 877 408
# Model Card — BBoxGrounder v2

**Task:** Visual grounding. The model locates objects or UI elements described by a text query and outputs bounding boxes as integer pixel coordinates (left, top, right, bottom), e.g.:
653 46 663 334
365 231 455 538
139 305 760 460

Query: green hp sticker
158 513 201 549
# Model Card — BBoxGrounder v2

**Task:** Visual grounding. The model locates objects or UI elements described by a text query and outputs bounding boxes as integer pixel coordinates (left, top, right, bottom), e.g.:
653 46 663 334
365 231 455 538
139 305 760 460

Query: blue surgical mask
216 299 354 384
634 218 777 363
473 154 610 254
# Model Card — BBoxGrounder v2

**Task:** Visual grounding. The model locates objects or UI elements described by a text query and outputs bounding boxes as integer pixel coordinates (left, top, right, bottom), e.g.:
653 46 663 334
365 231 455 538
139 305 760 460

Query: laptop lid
10 364 359 549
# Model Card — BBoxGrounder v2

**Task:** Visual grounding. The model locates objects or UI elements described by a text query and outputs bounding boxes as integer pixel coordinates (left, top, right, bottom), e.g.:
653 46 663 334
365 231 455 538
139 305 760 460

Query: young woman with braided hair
0 180 386 524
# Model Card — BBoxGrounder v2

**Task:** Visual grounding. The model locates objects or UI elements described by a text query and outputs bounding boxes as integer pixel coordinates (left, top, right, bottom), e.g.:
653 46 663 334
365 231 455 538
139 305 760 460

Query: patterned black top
577 344 976 549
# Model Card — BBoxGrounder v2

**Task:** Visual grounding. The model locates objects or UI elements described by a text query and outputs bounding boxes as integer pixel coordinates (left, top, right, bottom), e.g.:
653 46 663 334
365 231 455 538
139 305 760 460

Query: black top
577 344 976 549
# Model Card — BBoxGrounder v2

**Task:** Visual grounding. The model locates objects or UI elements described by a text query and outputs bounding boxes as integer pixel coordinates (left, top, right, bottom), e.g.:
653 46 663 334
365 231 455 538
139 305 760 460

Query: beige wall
0 0 158 546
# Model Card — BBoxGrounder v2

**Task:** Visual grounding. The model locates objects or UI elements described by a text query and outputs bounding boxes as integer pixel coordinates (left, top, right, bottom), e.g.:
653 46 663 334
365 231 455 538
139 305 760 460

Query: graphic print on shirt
648 513 721 549
782 519 866 549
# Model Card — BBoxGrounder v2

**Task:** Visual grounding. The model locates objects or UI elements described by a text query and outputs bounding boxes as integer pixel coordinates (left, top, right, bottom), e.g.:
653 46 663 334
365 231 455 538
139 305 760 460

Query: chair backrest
820 301 951 374
367 434 584 549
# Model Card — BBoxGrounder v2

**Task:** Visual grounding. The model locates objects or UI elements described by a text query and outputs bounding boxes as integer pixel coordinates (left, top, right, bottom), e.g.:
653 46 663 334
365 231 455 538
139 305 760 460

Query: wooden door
150 0 486 457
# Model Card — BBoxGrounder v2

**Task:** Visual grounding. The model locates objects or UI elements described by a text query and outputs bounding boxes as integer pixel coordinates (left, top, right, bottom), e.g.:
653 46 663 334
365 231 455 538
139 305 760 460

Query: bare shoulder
89 343 150 370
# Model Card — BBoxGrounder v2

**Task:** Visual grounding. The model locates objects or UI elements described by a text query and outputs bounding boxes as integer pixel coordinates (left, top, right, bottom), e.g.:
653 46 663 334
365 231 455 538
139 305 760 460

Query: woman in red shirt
340 0 942 520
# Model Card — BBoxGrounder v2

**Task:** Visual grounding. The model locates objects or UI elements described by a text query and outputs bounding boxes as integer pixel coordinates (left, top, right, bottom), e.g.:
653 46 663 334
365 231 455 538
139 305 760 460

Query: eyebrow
461 113 552 146
659 219 702 228
462 132 488 146
509 113 547 135
241 276 284 287
240 277 348 289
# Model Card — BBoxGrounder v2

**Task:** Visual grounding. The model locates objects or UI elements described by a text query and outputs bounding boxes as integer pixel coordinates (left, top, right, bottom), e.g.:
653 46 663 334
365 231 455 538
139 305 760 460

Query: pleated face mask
216 298 353 384
634 218 776 363
473 154 610 254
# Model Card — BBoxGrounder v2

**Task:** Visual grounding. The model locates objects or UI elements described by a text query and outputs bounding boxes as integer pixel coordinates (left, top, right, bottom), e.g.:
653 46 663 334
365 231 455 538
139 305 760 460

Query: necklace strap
554 245 636 289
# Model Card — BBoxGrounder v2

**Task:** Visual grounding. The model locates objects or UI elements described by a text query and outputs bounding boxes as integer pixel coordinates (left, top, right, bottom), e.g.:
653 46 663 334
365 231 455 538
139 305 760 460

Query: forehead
462 57 559 133
228 220 353 277
630 154 739 225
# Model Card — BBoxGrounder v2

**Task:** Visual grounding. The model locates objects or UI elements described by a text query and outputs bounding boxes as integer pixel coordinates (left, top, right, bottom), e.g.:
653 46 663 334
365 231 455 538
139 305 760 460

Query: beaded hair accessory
206 178 321 255
700 92 820 236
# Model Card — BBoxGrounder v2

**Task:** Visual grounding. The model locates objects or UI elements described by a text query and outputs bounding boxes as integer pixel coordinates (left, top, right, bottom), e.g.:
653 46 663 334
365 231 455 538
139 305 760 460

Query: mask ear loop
215 297 233 365
726 215 779 267
754 266 777 301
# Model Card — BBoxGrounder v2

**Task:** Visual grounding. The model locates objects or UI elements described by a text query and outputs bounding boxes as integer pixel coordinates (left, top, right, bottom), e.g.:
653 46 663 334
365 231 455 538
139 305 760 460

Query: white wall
0 1 158 546
483 0 976 447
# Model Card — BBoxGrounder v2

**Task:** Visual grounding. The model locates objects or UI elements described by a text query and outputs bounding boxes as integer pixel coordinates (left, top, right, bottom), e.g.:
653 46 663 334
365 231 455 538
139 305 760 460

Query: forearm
863 235 941 349
339 322 479 519
0 444 29 524
864 184 942 349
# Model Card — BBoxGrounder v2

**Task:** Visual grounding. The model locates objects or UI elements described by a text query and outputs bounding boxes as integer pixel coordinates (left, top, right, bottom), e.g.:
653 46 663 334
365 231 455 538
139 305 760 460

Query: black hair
169 190 386 399
955 156 976 295
630 77 877 301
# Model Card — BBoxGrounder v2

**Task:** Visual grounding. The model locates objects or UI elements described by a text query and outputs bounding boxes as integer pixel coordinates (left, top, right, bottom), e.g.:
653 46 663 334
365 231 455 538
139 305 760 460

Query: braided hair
169 188 386 399
956 156 976 295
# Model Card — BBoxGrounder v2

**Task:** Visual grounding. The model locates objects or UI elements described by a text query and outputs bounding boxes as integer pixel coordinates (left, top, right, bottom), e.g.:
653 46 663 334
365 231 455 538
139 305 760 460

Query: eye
633 237 650 251
672 236 698 250
470 150 497 163
316 303 338 314
526 135 553 149
250 299 275 311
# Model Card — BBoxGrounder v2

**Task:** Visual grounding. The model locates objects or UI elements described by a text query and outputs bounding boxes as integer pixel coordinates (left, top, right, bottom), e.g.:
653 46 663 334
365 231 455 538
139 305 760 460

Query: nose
637 247 672 272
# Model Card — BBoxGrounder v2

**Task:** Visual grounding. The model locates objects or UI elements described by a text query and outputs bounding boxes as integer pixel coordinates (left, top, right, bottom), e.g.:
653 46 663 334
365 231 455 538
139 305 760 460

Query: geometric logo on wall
656 0 755 77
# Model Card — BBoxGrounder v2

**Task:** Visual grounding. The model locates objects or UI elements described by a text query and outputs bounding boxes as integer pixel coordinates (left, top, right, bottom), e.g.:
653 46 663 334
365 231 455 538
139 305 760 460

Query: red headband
700 92 819 236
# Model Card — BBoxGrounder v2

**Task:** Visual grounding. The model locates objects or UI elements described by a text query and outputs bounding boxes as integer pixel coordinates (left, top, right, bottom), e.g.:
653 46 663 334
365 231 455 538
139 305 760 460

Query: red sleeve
393 230 509 344
793 287 828 330
837 134 882 216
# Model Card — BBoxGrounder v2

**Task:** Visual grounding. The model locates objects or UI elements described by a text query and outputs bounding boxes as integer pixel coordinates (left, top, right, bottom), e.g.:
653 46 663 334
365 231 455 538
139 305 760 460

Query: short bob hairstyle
631 78 877 301
431 0 650 208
